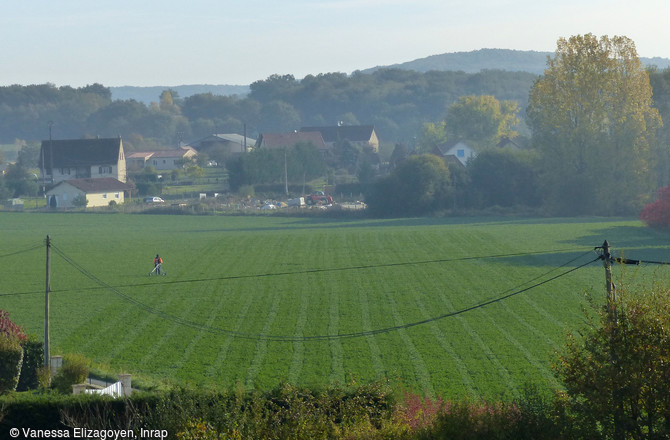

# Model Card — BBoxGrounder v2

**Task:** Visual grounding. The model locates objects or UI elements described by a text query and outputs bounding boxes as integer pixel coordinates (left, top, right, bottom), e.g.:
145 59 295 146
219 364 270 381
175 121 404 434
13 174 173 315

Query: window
102 193 107 199
98 166 112 174
115 192 120 199
457 149 465 158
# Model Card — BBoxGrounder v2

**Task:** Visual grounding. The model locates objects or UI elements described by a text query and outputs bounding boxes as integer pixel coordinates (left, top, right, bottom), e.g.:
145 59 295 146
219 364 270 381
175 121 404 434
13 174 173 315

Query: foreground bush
0 310 27 395
555 286 670 439
0 333 23 394
51 354 91 394
640 186 670 228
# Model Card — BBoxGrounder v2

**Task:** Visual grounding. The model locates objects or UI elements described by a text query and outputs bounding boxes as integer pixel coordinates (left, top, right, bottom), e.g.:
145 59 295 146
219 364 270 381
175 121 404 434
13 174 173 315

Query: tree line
369 35 670 217
0 69 537 149
3 34 670 217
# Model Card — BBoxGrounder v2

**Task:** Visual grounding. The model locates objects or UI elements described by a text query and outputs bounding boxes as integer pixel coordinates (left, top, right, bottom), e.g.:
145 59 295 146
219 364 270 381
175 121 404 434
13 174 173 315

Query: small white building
46 178 131 208
434 141 477 166
127 147 197 171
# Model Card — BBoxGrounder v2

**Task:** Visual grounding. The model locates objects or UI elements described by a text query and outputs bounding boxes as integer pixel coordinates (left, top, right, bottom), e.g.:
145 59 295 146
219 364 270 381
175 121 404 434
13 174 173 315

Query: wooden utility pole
284 149 289 196
602 240 615 303
603 240 624 440
44 235 51 367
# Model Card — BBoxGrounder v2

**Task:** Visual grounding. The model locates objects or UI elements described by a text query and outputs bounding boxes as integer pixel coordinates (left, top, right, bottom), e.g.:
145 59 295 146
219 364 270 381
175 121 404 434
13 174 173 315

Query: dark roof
299 125 375 143
257 132 327 150
53 178 131 193
188 133 257 149
40 138 122 169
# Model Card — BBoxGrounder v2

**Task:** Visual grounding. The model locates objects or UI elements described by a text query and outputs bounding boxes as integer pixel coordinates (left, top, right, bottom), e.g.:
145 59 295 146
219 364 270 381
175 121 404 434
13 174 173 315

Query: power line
0 243 42 259
10 246 590 295
0 246 589 297
50 244 600 342
593 244 670 266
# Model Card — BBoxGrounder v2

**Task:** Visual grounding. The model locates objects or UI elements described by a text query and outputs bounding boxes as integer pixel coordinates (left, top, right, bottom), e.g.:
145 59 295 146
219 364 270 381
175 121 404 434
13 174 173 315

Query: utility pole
284 149 289 196
44 235 51 367
602 240 624 440
48 121 54 185
602 240 615 303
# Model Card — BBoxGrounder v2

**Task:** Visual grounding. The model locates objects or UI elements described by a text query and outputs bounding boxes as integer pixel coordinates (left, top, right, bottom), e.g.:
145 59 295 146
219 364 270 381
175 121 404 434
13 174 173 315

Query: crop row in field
2 212 669 398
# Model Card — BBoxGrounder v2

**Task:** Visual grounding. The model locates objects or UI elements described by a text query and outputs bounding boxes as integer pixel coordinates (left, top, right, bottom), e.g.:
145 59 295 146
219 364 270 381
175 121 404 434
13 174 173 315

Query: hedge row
0 383 567 440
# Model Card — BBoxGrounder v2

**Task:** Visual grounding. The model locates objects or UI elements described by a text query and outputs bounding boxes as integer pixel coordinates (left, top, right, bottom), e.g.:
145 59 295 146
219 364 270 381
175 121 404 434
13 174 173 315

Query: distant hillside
110 84 250 104
362 48 670 75
109 49 670 103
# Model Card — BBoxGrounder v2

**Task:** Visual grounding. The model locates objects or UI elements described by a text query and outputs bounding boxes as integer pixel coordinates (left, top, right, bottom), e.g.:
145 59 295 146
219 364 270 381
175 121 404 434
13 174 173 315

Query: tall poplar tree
527 34 662 215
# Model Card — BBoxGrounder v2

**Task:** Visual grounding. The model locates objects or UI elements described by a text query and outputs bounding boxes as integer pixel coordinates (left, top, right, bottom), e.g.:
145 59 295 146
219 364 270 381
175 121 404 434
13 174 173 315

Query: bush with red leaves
640 186 670 228
0 310 27 343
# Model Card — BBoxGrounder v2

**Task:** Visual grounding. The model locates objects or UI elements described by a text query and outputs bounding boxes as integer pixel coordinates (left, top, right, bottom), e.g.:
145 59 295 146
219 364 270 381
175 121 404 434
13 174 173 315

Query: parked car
144 197 165 203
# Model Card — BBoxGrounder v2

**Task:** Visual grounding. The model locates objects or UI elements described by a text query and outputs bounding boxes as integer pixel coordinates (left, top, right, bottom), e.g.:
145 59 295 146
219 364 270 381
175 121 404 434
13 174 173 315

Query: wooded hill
2 49 670 152
363 48 670 75
110 49 670 103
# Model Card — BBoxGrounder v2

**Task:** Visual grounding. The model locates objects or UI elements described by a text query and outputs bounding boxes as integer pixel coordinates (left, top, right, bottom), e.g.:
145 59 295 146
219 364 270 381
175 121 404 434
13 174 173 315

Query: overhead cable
50 244 600 342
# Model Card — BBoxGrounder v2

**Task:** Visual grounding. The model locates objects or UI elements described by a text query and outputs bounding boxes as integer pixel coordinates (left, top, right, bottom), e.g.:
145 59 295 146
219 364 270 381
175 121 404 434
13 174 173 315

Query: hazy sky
2 0 668 87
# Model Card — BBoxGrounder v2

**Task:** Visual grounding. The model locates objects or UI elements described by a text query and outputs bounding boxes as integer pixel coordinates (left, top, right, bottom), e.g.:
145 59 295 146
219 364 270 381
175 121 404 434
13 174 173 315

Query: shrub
413 400 514 439
51 354 90 394
0 333 23 395
71 194 88 208
16 337 43 391
556 286 670 439
640 186 670 228
176 419 225 440
0 310 27 343
0 310 27 395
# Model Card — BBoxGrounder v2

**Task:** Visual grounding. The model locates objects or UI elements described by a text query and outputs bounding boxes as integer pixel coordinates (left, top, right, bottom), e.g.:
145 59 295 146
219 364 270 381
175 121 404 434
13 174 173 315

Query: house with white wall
40 137 127 185
433 141 477 166
127 146 197 171
300 125 380 153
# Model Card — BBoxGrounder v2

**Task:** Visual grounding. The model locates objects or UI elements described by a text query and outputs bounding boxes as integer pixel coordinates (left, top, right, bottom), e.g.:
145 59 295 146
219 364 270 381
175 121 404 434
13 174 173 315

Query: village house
39 137 127 184
187 133 257 154
126 146 197 171
433 140 477 166
256 131 328 153
45 177 132 208
299 125 380 153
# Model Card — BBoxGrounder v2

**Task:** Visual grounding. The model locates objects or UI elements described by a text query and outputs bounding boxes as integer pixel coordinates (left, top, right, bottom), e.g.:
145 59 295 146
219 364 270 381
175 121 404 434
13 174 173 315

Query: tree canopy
0 70 537 149
365 154 451 217
528 34 662 215
445 95 519 148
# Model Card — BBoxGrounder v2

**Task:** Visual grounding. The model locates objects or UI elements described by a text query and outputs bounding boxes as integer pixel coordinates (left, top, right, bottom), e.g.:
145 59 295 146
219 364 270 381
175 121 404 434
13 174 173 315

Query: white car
144 197 165 203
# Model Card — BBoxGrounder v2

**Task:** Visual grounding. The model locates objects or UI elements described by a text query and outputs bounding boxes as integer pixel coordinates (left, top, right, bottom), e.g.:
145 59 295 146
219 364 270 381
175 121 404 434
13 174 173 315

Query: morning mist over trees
2 43 670 217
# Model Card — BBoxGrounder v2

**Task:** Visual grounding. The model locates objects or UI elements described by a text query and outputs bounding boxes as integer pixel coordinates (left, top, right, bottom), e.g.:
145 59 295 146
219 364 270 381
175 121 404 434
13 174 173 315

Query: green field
2 212 669 398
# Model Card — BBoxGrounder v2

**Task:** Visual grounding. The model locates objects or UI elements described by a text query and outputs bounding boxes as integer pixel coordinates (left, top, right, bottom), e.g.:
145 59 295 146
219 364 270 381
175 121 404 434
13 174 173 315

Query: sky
2 0 669 88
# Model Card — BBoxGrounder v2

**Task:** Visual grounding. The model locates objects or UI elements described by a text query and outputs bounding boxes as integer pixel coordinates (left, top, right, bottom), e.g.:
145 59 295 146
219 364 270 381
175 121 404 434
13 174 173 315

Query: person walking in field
153 254 163 275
